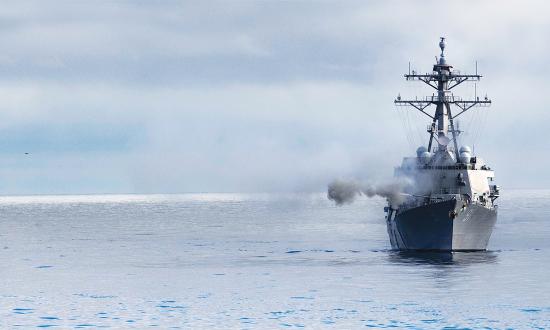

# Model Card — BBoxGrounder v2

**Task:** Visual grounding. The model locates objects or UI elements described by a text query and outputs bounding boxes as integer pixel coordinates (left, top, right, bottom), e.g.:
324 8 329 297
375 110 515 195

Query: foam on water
0 190 549 328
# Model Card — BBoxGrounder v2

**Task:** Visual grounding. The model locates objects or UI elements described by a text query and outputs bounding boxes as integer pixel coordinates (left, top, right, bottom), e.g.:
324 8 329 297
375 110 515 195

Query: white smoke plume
327 177 414 207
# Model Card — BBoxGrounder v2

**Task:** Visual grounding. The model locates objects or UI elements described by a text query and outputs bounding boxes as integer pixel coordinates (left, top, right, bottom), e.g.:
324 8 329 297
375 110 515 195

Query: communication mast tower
394 37 491 159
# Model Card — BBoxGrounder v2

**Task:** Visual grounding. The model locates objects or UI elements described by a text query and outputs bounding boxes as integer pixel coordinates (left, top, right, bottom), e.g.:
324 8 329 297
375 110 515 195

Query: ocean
0 190 549 329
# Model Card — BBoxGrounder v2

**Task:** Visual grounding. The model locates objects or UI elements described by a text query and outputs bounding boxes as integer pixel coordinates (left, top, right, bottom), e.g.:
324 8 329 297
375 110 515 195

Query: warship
386 38 499 251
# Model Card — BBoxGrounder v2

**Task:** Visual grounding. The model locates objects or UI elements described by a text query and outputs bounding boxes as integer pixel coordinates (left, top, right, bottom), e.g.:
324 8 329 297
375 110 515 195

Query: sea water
0 190 548 329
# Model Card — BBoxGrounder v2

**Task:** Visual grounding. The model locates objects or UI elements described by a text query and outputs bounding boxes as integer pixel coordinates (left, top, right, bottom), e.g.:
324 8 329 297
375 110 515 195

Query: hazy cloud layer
0 1 547 194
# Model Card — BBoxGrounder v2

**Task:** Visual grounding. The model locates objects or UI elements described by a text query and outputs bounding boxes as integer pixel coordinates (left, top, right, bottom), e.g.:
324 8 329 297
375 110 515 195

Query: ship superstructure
386 38 499 251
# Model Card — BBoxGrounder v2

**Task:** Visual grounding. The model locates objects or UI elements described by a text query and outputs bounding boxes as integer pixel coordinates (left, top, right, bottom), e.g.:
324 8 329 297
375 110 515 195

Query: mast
395 37 491 160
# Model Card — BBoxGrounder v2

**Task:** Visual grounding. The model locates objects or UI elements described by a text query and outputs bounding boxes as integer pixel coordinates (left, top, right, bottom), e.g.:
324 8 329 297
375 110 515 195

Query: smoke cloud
327 177 414 207
327 179 362 205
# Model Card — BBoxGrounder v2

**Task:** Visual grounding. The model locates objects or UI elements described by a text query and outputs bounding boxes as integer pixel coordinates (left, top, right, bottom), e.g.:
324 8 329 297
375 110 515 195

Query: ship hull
386 199 497 251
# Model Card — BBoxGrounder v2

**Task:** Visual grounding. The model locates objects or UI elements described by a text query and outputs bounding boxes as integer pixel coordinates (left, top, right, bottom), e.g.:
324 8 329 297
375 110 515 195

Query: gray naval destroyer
386 38 499 251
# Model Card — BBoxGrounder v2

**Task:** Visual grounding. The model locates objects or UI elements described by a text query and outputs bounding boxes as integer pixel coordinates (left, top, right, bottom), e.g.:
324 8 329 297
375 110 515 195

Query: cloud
0 0 548 193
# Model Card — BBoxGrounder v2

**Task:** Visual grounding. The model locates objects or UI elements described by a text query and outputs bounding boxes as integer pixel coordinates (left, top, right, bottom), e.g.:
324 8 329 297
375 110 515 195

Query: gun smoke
327 177 413 207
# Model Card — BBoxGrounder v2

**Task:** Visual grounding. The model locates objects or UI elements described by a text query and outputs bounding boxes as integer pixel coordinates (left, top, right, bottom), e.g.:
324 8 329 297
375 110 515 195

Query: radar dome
460 152 471 164
416 146 428 157
459 146 472 154
420 151 432 164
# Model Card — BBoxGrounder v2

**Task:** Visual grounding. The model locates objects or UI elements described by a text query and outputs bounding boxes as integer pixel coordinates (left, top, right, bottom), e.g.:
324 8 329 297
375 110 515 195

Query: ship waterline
387 199 497 251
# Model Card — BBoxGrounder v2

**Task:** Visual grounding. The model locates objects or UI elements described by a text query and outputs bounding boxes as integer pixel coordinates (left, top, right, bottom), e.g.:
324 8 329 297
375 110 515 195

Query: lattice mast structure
395 37 491 159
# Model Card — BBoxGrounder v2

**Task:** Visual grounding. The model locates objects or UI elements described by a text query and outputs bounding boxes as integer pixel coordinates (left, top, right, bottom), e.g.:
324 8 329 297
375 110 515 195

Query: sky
0 0 548 194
